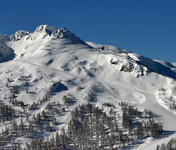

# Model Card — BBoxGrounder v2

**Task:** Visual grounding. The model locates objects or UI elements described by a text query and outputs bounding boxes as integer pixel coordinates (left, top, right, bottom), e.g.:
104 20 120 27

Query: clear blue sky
0 0 176 62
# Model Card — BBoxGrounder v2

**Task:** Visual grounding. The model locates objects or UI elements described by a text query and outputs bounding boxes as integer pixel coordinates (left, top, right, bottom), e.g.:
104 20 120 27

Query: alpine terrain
0 25 176 149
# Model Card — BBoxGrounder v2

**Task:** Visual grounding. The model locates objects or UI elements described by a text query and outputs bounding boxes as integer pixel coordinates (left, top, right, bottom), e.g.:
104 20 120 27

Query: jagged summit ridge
52 28 80 40
10 30 29 41
0 25 90 62
7 25 86 45
35 25 85 43
35 25 58 35
34 25 79 40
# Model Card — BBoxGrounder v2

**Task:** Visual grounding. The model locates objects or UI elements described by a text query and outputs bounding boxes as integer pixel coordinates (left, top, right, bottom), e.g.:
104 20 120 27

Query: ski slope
0 25 176 149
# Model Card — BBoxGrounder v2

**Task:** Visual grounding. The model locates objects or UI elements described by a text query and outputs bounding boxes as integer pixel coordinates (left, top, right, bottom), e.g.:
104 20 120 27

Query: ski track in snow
95 81 123 100
95 81 176 149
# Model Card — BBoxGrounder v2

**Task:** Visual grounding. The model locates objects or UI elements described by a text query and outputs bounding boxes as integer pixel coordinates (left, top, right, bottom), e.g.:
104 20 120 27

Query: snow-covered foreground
0 25 176 149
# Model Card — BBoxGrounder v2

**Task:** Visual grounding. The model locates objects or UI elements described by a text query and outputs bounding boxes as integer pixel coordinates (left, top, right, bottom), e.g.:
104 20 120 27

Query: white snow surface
0 25 176 149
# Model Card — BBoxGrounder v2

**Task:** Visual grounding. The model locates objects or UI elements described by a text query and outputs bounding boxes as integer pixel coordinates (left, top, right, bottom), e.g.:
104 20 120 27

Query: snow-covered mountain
0 25 176 149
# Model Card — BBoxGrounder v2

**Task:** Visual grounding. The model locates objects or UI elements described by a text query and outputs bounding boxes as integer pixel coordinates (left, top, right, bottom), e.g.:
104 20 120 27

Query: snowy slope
0 25 176 149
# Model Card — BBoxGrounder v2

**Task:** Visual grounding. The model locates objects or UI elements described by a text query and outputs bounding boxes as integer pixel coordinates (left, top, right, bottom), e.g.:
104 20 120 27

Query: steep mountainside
0 25 176 149
0 34 15 62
